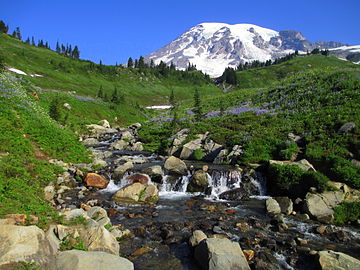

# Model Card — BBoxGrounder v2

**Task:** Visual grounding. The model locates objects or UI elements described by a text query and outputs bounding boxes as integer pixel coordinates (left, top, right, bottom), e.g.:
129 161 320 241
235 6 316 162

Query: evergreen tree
97 86 103 98
31 36 35 46
25 37 30 44
150 59 155 69
193 89 202 121
0 20 8 33
111 87 119 104
170 62 176 70
15 27 21 40
134 59 138 68
138 56 146 69
127 57 134 68
49 97 61 121
12 30 16 38
169 89 175 107
72 46 80 59
56 41 61 53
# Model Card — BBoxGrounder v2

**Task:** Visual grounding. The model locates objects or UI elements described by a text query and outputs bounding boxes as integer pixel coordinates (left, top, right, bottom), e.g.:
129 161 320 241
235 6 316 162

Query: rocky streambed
54 122 360 269
2 121 359 270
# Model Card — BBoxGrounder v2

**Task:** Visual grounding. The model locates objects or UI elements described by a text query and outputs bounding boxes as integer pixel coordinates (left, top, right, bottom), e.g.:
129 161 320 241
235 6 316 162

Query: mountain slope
146 22 348 77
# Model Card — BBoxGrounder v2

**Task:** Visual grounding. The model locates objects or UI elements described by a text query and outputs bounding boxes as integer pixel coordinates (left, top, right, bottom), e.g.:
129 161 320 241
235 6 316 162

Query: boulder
85 173 109 189
44 185 55 202
113 162 134 179
180 134 206 160
274 197 293 215
318 250 360 270
269 159 316 172
82 138 100 147
169 128 190 155
194 238 250 270
189 230 207 247
213 149 228 165
226 145 243 164
112 183 158 202
128 173 149 184
61 209 88 221
141 165 163 183
203 139 224 162
87 207 111 227
187 170 209 193
86 124 117 135
130 142 143 151
219 187 251 201
266 198 281 215
164 156 187 175
63 103 72 110
99 119 110 128
120 130 134 140
110 140 129 151
304 191 345 223
56 250 134 270
0 225 56 269
338 122 355 134
83 226 119 255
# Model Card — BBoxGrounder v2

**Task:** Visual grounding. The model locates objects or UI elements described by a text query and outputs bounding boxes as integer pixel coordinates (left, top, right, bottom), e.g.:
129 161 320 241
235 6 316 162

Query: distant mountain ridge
145 23 350 77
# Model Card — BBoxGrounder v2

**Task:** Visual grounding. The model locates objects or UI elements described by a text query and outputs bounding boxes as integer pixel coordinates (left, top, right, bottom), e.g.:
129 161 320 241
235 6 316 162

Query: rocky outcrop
164 156 187 175
84 226 120 255
112 183 158 202
0 225 56 269
86 124 117 136
317 250 360 270
56 250 134 270
304 191 345 223
87 207 111 227
180 135 205 160
194 238 250 270
338 122 355 134
269 159 316 171
85 173 109 189
169 129 190 155
82 138 100 147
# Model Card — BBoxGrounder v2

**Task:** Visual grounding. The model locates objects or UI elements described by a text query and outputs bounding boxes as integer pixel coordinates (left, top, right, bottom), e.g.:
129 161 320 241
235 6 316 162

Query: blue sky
1 0 359 65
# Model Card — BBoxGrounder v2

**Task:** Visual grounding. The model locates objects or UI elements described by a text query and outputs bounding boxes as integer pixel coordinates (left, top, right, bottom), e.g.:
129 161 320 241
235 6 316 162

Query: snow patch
7 67 27 75
145 105 172 110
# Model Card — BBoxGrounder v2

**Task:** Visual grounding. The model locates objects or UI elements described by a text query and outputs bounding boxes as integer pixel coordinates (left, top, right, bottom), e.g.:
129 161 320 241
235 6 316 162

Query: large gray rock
187 170 209 193
304 191 345 223
226 145 243 164
87 207 111 227
86 124 117 135
274 197 293 215
110 140 129 151
0 225 56 269
141 165 163 183
164 156 188 175
84 226 119 255
130 142 143 151
112 183 158 202
180 134 206 160
318 250 360 270
269 159 316 171
213 149 228 165
194 238 250 270
113 161 134 179
56 250 134 270
82 138 100 147
203 139 224 161
266 198 281 215
169 128 190 155
338 122 355 134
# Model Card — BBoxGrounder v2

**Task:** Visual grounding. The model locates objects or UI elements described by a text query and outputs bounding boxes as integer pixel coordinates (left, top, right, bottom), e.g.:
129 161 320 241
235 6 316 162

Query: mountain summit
145 23 345 77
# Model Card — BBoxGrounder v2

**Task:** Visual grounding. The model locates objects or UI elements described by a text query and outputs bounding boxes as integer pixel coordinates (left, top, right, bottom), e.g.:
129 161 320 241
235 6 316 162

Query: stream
62 129 360 270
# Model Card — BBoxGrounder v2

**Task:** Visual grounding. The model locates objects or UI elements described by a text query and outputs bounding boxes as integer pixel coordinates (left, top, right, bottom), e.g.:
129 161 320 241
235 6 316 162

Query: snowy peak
145 22 349 77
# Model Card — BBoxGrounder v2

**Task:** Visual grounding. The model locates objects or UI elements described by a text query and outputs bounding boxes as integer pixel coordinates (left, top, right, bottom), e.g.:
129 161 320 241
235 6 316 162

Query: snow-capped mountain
145 23 347 77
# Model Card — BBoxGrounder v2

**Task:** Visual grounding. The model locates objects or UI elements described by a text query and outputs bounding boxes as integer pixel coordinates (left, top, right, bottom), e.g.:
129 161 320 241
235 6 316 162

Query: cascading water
207 170 242 199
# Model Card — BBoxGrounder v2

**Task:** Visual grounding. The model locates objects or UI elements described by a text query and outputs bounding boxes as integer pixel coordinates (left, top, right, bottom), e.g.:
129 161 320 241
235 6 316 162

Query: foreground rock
266 198 281 215
164 156 188 175
56 250 134 270
304 191 345 223
0 225 56 269
318 250 360 270
112 183 158 202
194 238 250 270
85 173 109 189
187 169 209 193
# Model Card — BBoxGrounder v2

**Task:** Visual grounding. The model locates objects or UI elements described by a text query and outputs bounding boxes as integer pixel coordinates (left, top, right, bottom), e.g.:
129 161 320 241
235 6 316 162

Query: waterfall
207 170 242 199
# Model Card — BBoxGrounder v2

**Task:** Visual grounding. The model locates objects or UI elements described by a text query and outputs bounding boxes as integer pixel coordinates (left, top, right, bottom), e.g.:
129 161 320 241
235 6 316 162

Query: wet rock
194 238 250 270
315 225 327 235
85 173 109 189
56 250 134 270
141 165 163 183
113 161 134 179
112 183 158 202
110 140 129 150
189 230 207 247
164 156 187 175
274 197 293 215
219 187 250 200
266 198 281 215
82 138 100 147
338 122 355 134
304 191 345 223
254 250 278 270
243 250 255 261
187 169 209 192
0 225 56 269
132 247 151 256
128 173 149 184
318 250 360 270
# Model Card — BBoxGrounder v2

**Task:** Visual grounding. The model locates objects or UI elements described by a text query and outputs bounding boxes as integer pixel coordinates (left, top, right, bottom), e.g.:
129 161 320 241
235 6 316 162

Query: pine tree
170 62 176 70
169 89 175 108
193 89 202 121
72 46 80 59
97 86 103 98
15 27 21 40
150 59 155 69
127 57 134 68
12 30 16 38
0 20 8 33
49 97 61 121
111 87 119 104
25 37 30 44
56 41 61 53
31 36 35 46
138 56 146 69
134 59 138 68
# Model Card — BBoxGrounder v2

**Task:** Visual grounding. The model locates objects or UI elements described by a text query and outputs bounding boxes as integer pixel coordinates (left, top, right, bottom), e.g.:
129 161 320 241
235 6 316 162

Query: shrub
334 202 360 224
193 148 204 160
277 140 299 160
